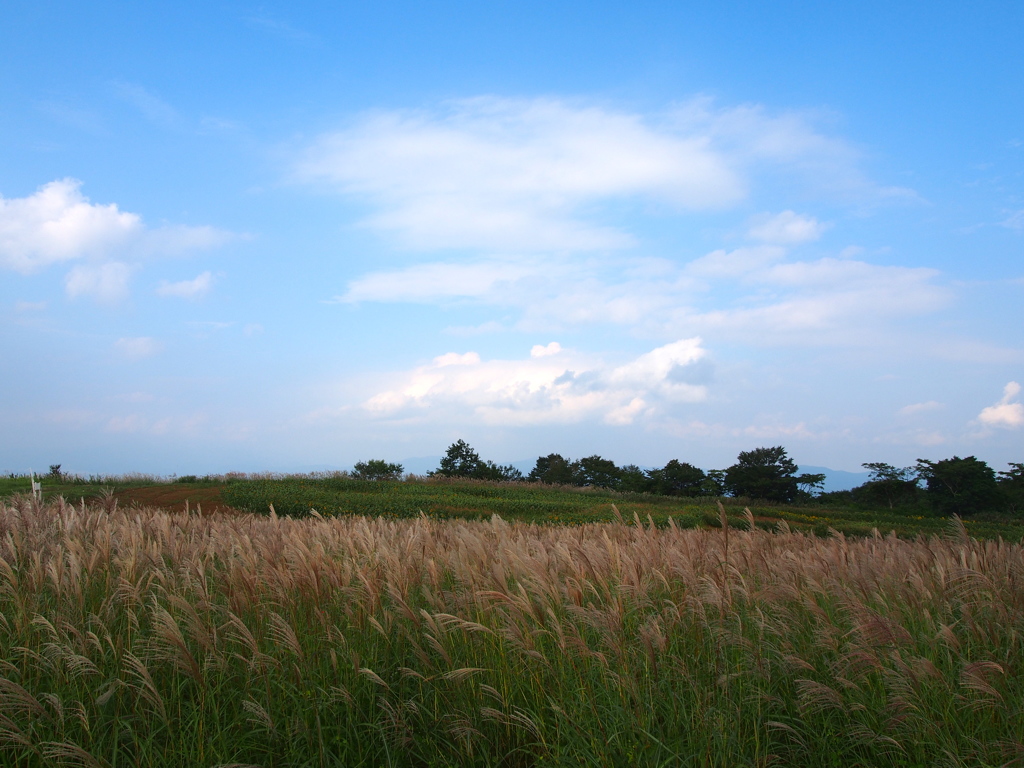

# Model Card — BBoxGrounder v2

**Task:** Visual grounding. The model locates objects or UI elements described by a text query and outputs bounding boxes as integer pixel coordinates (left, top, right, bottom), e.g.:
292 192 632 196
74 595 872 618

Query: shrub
351 460 404 481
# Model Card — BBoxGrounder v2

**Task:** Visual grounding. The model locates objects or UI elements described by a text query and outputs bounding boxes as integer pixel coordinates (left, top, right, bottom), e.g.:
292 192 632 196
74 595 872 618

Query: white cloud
898 401 943 416
114 336 162 360
339 249 949 345
157 270 214 299
1001 209 1024 230
297 97 873 252
748 210 828 244
339 259 541 303
679 258 948 343
686 245 786 278
43 409 100 428
245 13 318 44
112 82 181 127
1 179 141 273
36 100 106 135
674 99 913 201
104 412 206 436
531 342 562 357
433 351 481 367
446 320 507 336
363 338 708 426
1 179 233 305
14 300 47 312
143 226 233 254
978 382 1024 429
65 262 134 303
105 414 148 433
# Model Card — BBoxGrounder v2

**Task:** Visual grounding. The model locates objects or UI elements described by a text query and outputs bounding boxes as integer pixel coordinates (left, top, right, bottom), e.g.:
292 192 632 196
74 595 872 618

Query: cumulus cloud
1 179 141 273
978 382 1024 429
296 96 876 252
1 180 233 302
531 342 562 357
65 262 134 303
156 270 214 299
748 210 829 244
363 338 708 426
114 336 162 359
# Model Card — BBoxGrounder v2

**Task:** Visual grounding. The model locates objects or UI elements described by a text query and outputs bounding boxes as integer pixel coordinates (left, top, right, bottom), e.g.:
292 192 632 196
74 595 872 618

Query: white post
30 473 42 503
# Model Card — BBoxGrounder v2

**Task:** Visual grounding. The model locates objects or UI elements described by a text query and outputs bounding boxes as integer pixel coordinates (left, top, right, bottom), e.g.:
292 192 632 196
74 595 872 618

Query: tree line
353 440 1024 516
835 457 1024 517
395 440 824 502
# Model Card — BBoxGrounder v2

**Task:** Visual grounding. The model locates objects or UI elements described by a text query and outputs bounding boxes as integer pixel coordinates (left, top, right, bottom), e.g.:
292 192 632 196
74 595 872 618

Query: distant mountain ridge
798 465 871 493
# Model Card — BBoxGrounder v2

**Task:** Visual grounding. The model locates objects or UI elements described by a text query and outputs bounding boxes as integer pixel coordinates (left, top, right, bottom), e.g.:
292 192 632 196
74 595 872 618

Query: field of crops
0 493 1022 767
5 473 1024 541
219 476 1024 541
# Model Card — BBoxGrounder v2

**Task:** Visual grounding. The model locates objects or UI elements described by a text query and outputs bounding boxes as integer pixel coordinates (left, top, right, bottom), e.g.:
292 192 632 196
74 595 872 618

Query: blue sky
1 0 1022 476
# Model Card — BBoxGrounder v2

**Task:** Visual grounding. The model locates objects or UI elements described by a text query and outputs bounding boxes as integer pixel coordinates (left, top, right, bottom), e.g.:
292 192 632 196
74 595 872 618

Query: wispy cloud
112 82 181 127
338 259 541 303
898 400 943 416
244 13 319 44
35 100 106 135
14 300 47 312
336 247 949 345
297 97 882 252
66 262 135 303
1001 209 1024 230
157 271 215 299
114 336 162 360
747 210 829 244
686 245 786 278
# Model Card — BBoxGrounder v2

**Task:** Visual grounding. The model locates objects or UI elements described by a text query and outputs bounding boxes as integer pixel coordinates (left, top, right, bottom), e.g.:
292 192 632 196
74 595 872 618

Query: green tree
618 464 652 493
571 455 621 489
796 472 827 497
998 463 1024 514
648 460 706 496
915 456 1002 516
477 461 524 482
702 469 727 497
432 440 485 478
351 459 404 481
724 446 799 502
432 440 522 481
527 454 575 485
856 462 920 509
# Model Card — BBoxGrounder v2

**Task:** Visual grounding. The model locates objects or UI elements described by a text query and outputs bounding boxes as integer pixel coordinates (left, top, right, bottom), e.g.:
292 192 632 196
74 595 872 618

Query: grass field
0 492 1022 766
5 473 1023 541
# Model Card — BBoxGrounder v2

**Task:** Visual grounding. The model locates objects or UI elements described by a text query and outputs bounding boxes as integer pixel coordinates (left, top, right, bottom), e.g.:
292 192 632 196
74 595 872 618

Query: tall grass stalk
0 495 1021 766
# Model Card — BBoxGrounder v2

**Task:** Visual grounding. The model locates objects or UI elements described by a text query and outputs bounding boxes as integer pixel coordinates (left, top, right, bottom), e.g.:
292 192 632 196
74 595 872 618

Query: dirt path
113 485 239 515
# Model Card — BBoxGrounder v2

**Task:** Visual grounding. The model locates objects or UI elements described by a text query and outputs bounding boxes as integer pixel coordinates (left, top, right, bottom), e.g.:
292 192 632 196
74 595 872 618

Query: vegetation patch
0 496 1021 767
